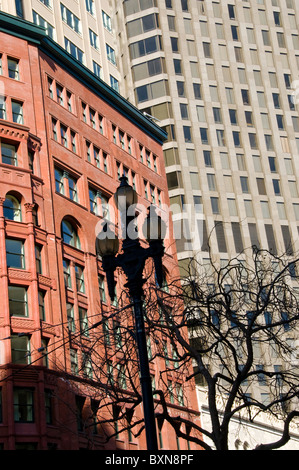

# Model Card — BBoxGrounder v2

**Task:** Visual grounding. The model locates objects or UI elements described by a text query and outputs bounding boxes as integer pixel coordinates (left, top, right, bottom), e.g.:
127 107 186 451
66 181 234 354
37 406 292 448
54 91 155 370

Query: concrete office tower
114 0 299 449
115 0 299 275
0 0 123 94
3 0 299 273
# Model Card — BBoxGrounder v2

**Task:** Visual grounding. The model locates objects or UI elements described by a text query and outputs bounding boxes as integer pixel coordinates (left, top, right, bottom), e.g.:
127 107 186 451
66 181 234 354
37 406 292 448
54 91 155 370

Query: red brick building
0 13 201 450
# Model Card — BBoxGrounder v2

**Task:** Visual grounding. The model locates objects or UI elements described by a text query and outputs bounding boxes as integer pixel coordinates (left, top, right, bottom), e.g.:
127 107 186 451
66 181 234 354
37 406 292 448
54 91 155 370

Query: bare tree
143 247 299 450
58 247 299 450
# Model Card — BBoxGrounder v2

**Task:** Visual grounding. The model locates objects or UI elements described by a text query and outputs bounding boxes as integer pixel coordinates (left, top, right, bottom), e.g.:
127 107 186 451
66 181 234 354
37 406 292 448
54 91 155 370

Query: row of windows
175 215 295 259
193 104 296 134
0 387 189 449
135 58 297 107
173 147 295 177
132 50 299 106
179 123 299 157
54 160 162 216
172 188 299 226
194 0 296 18
154 46 298 82
50 119 162 204
173 202 296 253
46 79 160 173
169 163 299 201
193 188 299 222
200 20 298 49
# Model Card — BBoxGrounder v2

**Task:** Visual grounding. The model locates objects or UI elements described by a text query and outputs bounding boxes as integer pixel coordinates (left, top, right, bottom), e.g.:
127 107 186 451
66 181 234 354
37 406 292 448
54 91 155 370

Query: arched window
3 195 22 221
61 219 81 249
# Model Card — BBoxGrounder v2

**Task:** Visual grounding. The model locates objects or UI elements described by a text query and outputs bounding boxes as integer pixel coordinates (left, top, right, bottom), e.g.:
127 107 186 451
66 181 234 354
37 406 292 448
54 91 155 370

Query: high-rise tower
116 0 299 276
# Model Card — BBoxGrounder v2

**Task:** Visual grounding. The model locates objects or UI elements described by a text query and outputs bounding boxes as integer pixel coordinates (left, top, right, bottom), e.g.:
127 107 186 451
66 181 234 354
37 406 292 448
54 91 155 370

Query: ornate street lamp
96 176 165 451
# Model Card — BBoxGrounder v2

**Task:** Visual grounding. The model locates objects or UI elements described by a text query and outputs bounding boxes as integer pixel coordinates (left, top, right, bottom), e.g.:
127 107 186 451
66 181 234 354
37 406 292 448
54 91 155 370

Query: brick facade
0 14 201 450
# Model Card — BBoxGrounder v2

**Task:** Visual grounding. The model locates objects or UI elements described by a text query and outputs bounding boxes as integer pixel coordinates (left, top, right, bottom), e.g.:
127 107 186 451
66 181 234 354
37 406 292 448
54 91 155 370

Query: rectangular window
233 131 241 147
0 96 6 120
85 0 94 15
70 349 79 375
7 58 19 80
272 179 281 195
71 131 77 153
229 109 237 125
215 222 227 253
256 178 266 195
102 11 112 32
35 245 42 274
114 321 122 348
15 0 24 18
6 239 25 269
11 335 30 365
240 176 249 193
90 109 96 129
273 93 281 109
66 91 73 113
83 352 92 378
64 38 84 63
11 100 23 125
183 126 192 143
75 265 85 293
79 308 89 337
1 143 17 166
268 156 277 173
89 29 99 49
61 4 81 34
106 44 116 65
52 118 58 141
207 174 216 191
211 197 219 214
89 188 98 214
93 61 101 78
56 83 64 106
110 75 119 92
67 303 75 333
63 259 72 289
60 124 68 147
98 275 106 303
68 175 78 202
9 286 28 317
14 388 34 422
39 290 46 321
55 168 64 195
200 128 208 144
216 129 226 146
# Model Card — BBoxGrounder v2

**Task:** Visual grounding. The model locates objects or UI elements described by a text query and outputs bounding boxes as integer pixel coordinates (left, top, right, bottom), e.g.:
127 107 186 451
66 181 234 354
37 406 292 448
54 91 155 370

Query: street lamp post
96 176 165 451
